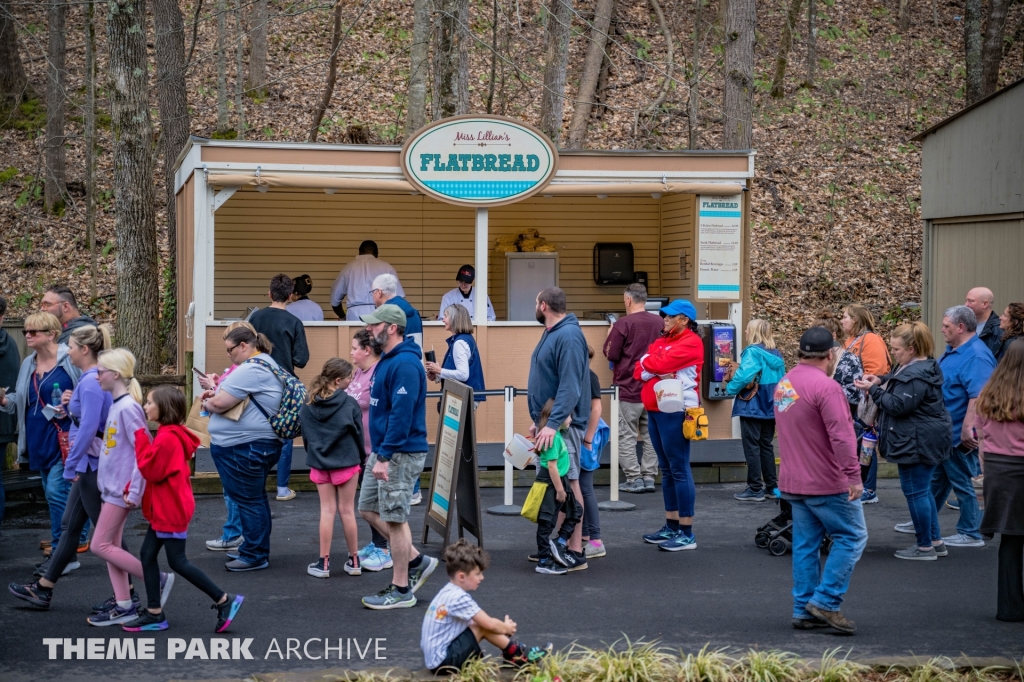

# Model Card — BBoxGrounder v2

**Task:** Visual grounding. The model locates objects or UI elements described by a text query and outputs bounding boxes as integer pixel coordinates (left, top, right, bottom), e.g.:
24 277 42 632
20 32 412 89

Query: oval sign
401 114 558 207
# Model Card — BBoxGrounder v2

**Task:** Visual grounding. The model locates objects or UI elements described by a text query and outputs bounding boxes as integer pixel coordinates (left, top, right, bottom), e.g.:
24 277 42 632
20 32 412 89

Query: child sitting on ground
421 540 549 674
533 400 581 575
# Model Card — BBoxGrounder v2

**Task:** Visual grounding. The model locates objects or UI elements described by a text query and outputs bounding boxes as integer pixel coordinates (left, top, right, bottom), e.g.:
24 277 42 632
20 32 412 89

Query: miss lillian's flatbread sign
401 115 558 208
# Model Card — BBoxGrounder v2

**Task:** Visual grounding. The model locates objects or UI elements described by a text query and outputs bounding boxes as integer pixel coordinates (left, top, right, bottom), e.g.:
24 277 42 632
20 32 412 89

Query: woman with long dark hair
634 299 704 552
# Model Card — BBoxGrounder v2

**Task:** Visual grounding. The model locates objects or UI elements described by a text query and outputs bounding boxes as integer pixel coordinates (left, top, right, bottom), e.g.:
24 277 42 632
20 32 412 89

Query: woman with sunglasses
0 313 80 571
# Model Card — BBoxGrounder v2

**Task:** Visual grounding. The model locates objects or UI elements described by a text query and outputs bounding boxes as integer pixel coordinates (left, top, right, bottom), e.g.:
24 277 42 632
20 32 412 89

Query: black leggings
45 467 130 584
998 534 1024 622
140 528 224 611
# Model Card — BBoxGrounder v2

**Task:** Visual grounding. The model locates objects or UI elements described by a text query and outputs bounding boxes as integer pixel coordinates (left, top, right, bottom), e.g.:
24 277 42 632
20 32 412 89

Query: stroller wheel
769 538 789 556
755 531 771 548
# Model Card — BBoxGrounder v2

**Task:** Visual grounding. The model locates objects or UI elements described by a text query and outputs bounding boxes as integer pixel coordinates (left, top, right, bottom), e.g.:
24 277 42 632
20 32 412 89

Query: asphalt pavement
1 479 1021 681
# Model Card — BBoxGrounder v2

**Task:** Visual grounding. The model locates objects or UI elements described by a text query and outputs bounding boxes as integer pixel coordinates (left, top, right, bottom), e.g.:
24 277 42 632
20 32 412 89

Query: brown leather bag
723 361 760 401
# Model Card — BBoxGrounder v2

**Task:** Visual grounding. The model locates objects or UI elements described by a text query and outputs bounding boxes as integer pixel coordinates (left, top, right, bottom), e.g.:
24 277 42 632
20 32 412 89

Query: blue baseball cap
659 299 698 320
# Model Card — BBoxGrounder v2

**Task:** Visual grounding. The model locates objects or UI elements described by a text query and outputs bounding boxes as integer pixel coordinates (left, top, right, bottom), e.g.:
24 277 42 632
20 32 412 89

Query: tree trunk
931 0 938 28
565 0 614 149
723 0 755 149
216 0 229 133
234 0 245 139
539 0 574 145
85 0 97 301
44 0 67 214
107 0 160 373
898 0 911 32
964 0 983 104
0 0 34 107
688 0 700 148
153 0 190 361
980 0 1011 97
805 0 816 88
770 0 804 98
642 0 673 115
246 0 267 95
308 0 343 142
405 0 429 134
431 0 470 120
486 0 498 114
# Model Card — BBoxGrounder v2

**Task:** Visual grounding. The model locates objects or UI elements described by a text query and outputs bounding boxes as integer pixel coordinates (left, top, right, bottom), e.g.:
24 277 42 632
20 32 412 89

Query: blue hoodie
369 337 428 458
727 344 786 420
527 313 590 431
389 296 423 339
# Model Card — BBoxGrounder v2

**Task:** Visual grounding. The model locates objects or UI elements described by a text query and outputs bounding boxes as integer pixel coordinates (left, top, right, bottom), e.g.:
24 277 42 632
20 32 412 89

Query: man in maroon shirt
603 284 664 493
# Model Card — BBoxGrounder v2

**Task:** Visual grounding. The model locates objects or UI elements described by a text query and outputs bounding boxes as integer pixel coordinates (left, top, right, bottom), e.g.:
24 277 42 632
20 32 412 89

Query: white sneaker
410 492 422 506
942 533 985 547
62 560 81 575
276 488 296 501
894 521 916 534
206 536 244 551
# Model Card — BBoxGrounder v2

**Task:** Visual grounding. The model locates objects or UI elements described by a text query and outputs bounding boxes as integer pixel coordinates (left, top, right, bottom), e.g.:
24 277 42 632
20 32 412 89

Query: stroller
754 499 833 556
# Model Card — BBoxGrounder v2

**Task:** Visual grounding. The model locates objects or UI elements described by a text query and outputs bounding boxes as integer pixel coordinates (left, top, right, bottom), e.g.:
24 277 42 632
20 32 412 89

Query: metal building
914 78 1023 349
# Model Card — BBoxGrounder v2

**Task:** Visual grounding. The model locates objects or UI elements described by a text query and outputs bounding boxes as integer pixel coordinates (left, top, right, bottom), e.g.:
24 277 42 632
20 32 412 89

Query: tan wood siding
176 177 195 371
659 194 695 300
487 196 662 320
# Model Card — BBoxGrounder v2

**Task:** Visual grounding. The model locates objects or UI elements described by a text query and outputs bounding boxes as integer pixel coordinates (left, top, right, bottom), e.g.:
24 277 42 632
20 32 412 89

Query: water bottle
860 431 878 466
51 383 62 407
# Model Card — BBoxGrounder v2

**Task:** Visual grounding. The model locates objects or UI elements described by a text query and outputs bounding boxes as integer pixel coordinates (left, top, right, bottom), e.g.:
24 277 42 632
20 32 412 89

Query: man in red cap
437 265 495 322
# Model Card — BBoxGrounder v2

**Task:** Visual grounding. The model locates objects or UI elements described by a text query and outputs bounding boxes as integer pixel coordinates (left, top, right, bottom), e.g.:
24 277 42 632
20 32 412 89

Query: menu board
429 393 464 523
696 195 743 302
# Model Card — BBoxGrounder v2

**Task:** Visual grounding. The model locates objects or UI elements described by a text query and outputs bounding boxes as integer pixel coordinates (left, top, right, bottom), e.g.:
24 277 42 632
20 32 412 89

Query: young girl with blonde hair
300 358 366 578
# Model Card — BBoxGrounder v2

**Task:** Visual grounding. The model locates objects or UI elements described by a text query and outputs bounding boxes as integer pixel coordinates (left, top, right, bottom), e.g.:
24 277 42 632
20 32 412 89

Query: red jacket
134 424 199 533
633 328 704 412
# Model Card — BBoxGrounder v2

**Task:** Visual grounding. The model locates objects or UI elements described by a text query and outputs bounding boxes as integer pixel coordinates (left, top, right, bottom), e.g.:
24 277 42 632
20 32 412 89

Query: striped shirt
421 582 480 669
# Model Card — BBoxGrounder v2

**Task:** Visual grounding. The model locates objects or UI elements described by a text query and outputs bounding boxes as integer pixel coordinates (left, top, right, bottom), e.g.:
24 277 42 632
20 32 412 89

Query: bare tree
980 0 1011 97
539 0 575 145
84 0 97 300
898 0 911 32
234 0 245 139
0 0 34 107
308 0 343 141
216 0 230 133
44 0 67 213
153 0 191 358
688 0 701 148
770 0 804 98
405 0 429 134
107 0 160 373
723 0 755 149
486 0 499 114
805 0 816 88
642 0 674 118
432 0 470 119
246 0 267 95
565 0 614 148
964 0 983 104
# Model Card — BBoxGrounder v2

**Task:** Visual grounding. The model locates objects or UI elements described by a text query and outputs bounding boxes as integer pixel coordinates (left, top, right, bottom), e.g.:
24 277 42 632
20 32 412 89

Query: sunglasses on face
24 329 52 336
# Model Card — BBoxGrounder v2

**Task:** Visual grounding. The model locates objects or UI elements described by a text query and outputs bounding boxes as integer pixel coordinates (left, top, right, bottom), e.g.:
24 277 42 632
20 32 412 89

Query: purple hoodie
65 368 113 479
98 395 149 507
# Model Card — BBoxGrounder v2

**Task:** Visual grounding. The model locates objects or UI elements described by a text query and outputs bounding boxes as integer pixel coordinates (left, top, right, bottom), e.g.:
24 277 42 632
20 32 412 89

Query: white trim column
191 167 211 397
729 301 743 439
474 208 488 326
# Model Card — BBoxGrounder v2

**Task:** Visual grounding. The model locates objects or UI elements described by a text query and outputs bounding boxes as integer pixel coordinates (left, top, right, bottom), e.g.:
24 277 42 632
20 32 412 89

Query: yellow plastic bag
520 481 548 523
683 406 709 441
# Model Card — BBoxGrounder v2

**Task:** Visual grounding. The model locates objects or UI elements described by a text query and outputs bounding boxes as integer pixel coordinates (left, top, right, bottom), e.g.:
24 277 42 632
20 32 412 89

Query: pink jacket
774 363 860 496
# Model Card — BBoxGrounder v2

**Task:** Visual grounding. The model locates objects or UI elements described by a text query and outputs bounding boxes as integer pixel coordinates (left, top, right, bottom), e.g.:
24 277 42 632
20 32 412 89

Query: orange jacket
845 332 891 377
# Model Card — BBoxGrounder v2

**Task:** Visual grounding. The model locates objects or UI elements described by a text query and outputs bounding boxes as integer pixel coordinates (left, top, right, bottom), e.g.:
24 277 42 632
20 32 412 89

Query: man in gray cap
357 304 438 610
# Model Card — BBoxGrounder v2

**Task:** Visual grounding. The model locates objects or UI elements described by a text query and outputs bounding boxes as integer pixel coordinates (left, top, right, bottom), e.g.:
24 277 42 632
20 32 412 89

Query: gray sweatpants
619 401 659 480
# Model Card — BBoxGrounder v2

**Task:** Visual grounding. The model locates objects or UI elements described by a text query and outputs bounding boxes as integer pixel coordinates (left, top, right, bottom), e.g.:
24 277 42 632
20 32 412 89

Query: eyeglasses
96 368 115 376
24 329 51 336
226 343 240 354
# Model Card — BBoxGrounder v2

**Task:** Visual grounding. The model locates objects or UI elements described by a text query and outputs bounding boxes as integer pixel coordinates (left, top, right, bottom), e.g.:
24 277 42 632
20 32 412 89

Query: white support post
191 168 211 399
474 208 488 326
600 384 635 511
487 385 522 515
730 301 743 439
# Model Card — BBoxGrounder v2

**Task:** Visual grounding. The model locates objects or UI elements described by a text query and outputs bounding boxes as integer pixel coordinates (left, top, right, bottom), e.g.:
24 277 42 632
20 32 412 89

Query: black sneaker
214 594 244 633
92 590 141 614
535 558 567 575
122 610 169 632
566 550 588 572
548 539 571 567
307 556 330 578
503 640 553 667
9 581 53 609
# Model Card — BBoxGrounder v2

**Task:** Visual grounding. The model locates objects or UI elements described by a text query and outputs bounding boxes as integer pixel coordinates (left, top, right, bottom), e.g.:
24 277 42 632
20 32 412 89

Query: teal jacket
727 344 785 420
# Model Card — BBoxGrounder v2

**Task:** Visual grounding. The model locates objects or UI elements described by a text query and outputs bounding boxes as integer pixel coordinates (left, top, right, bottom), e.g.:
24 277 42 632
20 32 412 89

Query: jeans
221 494 242 541
648 410 695 517
578 468 600 540
740 417 777 492
790 494 867 617
276 439 293 489
931 446 981 539
898 462 941 547
39 464 72 544
211 438 283 564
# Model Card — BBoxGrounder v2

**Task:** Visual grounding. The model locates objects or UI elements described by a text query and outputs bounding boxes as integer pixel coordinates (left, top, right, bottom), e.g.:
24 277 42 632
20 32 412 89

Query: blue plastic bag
579 418 609 472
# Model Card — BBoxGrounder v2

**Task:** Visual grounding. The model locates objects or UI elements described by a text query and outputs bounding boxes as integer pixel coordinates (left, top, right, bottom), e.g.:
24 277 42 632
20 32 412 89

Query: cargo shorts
357 451 427 524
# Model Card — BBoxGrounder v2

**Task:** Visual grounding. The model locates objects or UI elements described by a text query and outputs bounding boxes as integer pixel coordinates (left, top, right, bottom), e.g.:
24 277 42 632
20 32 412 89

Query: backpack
245 356 307 440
